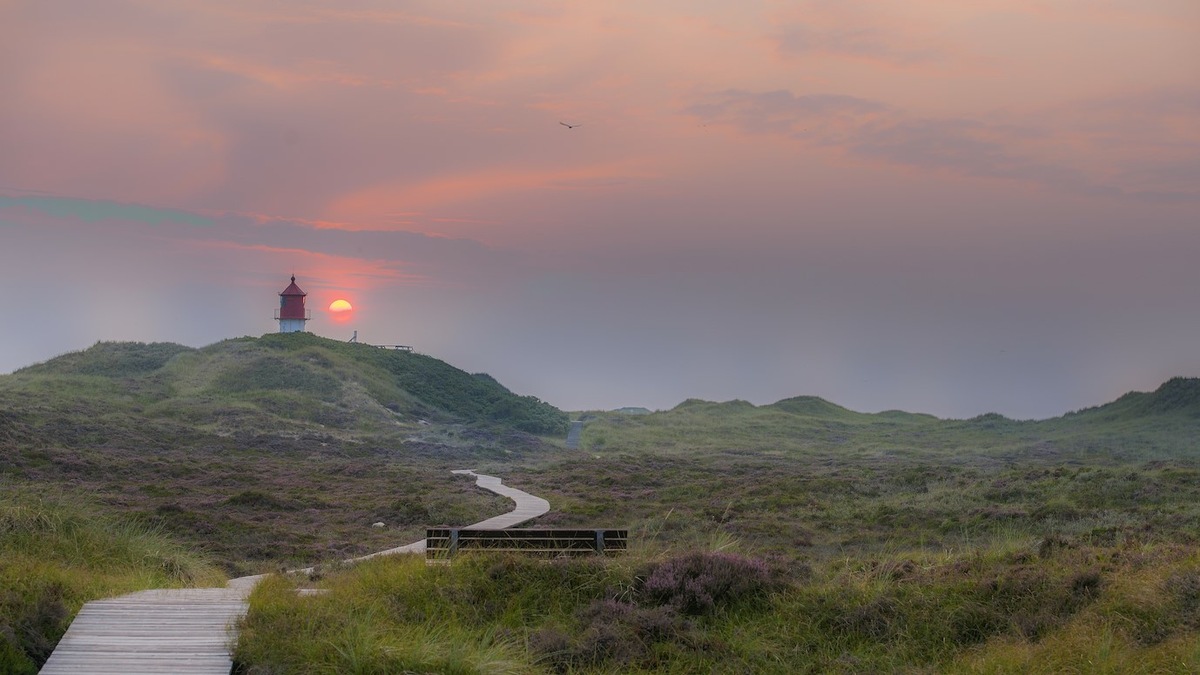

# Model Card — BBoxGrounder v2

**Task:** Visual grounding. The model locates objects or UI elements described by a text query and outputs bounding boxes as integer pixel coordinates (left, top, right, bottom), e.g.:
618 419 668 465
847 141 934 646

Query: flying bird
559 121 581 129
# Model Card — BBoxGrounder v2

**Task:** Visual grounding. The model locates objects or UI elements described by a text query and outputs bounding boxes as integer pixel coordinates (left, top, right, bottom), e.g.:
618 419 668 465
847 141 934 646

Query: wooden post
594 529 604 554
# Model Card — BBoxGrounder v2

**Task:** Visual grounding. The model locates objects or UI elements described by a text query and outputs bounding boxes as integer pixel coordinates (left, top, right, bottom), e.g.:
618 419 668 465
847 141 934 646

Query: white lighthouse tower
275 275 310 333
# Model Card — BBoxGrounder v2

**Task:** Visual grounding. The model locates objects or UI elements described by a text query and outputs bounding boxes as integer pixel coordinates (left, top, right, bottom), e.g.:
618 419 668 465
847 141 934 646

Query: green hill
11 332 567 437
0 333 567 574
767 395 864 420
1064 377 1200 421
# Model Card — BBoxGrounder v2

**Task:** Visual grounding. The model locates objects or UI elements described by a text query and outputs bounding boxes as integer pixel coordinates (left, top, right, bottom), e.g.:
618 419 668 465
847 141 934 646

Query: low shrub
531 598 691 672
1164 568 1200 619
638 551 778 615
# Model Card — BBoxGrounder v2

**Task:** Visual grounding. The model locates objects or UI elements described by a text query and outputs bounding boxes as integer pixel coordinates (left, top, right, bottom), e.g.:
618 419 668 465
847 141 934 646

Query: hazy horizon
2 1 1197 420
5 330 1190 423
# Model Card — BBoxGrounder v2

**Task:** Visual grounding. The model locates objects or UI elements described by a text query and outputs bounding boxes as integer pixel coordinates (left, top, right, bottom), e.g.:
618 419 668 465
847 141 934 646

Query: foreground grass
235 537 1200 674
0 484 225 674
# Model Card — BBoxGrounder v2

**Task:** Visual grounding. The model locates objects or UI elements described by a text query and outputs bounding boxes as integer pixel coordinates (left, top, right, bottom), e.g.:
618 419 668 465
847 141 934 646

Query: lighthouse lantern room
275 275 310 333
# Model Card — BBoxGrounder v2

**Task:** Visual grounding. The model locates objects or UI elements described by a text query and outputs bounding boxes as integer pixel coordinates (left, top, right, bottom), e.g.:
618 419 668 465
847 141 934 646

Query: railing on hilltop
347 332 413 352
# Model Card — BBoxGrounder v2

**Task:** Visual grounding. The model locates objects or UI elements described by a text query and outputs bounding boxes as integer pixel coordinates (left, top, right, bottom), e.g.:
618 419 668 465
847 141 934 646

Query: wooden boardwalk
450 469 550 529
39 471 549 674
38 588 249 675
565 420 583 449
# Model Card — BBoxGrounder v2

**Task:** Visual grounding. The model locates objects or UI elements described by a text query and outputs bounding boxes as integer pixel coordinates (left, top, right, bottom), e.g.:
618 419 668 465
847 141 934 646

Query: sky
2 1 1198 419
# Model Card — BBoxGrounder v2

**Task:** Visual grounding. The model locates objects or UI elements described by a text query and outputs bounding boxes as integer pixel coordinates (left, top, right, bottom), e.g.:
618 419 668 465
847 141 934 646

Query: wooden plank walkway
450 469 550 529
38 588 248 675
39 471 549 675
565 420 583 449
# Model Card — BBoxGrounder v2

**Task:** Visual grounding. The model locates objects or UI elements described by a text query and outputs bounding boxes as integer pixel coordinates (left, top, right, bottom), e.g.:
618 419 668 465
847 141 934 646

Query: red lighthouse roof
277 275 309 322
280 275 306 297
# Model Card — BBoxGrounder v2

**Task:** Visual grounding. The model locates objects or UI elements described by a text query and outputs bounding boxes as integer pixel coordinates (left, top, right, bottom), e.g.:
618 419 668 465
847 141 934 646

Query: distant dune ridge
11 335 1200 426
6 336 1199 459
658 377 1200 422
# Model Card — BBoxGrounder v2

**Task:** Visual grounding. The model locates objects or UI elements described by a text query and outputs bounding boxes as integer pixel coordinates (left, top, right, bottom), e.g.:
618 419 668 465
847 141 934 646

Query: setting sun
328 298 353 322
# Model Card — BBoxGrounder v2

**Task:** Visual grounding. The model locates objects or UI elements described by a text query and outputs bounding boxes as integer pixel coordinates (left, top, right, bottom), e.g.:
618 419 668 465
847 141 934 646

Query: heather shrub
561 602 649 669
638 551 778 615
527 551 775 672
836 594 902 640
1164 568 1200 619
531 599 690 672
527 626 572 669
0 581 69 675
1125 567 1200 645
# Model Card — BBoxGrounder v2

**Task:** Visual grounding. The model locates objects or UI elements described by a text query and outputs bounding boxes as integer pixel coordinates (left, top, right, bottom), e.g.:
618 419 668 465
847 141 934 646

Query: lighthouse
275 275 310 333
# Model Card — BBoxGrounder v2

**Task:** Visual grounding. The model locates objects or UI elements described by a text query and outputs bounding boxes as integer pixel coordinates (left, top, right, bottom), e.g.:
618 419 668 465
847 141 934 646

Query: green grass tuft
0 483 224 673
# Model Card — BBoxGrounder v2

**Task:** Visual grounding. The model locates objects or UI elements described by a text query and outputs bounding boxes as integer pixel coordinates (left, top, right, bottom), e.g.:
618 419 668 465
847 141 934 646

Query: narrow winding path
39 471 549 675
565 420 583 449
448 470 551 529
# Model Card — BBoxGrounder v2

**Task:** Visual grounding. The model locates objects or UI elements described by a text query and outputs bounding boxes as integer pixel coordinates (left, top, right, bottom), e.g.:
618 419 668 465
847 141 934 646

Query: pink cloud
0 35 227 203
185 240 430 291
684 87 1199 201
766 2 974 69
3 0 1199 416
324 161 658 236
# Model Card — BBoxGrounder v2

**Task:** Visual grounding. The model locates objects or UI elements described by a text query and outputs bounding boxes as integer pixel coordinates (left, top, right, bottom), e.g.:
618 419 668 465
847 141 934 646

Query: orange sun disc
329 299 353 312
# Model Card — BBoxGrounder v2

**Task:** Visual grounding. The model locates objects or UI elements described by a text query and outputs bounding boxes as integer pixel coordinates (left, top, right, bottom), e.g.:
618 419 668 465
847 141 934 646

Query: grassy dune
0 335 562 574
232 379 1200 673
0 484 224 674
501 380 1200 559
5 340 1200 671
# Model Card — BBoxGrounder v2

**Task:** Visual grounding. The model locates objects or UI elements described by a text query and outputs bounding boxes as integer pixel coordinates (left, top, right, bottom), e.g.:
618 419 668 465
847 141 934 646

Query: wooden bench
426 528 628 560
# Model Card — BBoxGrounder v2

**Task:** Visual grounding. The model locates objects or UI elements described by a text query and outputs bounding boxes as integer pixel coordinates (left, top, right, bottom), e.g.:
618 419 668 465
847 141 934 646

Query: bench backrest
426 528 628 559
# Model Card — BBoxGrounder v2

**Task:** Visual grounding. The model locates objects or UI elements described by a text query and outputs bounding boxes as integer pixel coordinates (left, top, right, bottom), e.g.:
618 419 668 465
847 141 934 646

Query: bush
1164 568 1200 619
638 551 777 615
527 551 791 671
531 599 690 672
0 582 67 668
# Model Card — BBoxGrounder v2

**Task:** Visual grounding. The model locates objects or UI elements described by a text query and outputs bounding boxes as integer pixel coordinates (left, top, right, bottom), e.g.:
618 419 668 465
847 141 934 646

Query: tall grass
0 483 224 674
235 558 544 674
235 537 1200 674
